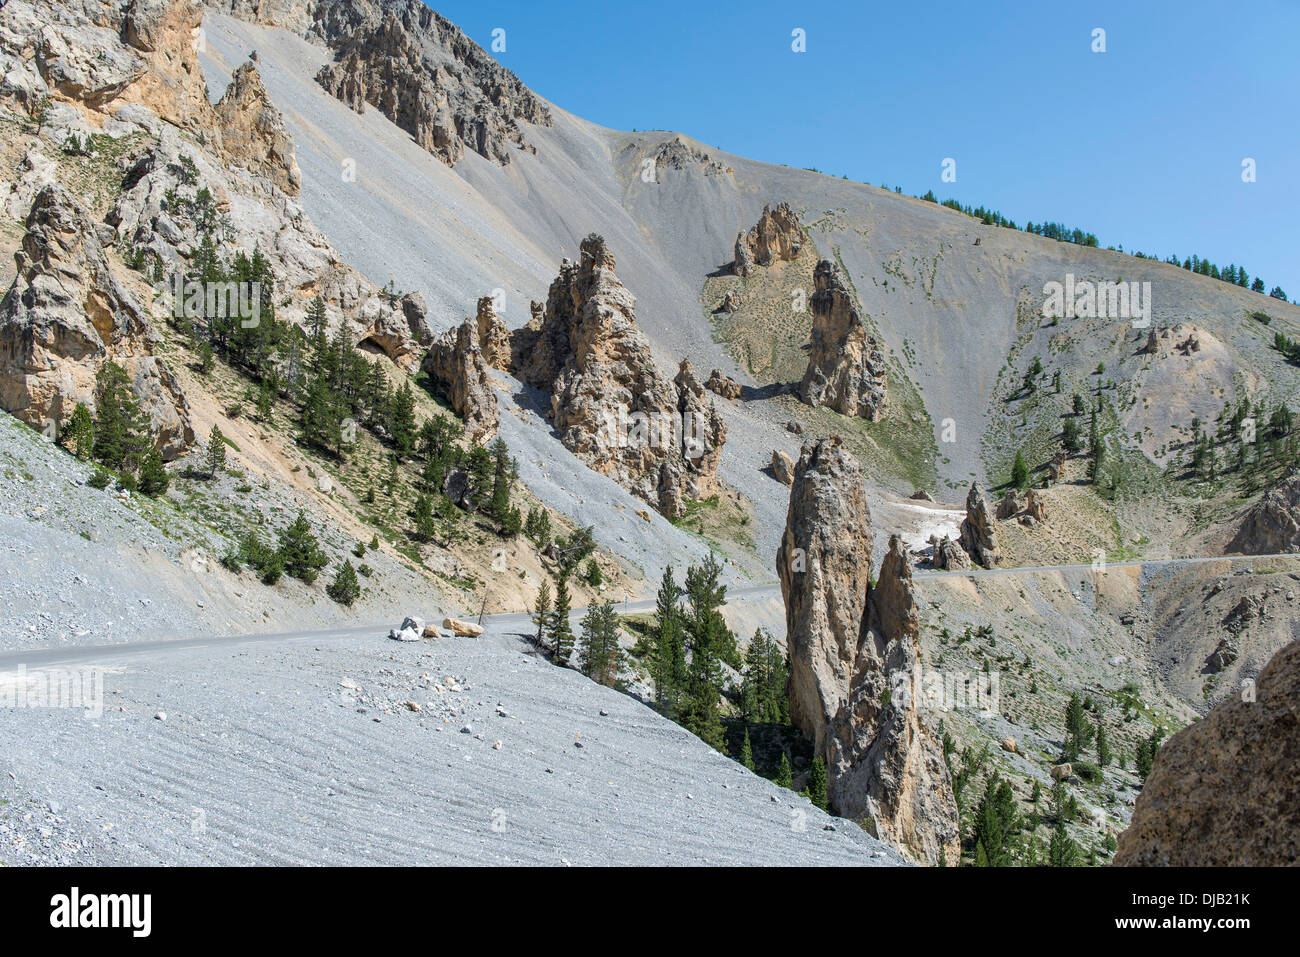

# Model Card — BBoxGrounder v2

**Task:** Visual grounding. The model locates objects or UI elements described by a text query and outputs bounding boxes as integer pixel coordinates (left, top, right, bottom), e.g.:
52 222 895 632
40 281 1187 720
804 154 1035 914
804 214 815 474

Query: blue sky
432 0 1299 297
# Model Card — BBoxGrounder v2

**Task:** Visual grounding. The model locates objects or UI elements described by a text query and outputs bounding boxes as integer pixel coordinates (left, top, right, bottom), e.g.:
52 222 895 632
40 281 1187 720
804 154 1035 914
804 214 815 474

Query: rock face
506 235 726 519
421 319 498 445
474 295 512 372
311 0 552 167
1228 472 1300 554
733 202 803 277
778 440 959 865
214 61 302 196
705 368 741 400
834 535 961 864
1115 638 1300 866
799 260 887 420
778 439 874 760
959 482 1000 567
108 126 433 370
0 185 192 456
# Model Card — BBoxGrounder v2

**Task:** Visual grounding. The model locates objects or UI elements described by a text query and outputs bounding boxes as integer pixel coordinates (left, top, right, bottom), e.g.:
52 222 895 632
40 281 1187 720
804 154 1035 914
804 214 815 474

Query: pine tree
1063 692 1092 761
776 753 793 788
277 511 327 583
650 564 686 713
411 492 437 542
740 728 755 771
578 601 621 686
807 757 828 811
64 402 94 460
678 553 738 749
327 559 361 606
1096 722 1112 767
532 578 552 643
1011 450 1029 490
206 424 227 479
549 575 574 665
91 361 146 473
971 773 1019 866
138 447 170 497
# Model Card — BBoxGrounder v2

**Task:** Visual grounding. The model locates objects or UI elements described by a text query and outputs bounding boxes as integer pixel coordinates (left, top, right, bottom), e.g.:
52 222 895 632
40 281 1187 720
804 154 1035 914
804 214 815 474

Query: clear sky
431 0 1299 298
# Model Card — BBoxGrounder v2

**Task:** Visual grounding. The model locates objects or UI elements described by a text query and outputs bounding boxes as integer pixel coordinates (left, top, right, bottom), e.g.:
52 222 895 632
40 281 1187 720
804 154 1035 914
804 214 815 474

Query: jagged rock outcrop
778 439 874 760
311 0 552 167
0 184 192 456
778 440 959 864
108 127 432 368
119 0 219 132
733 202 804 277
770 449 794 486
1228 472 1300 554
705 368 741 400
995 489 1020 520
421 318 498 445
799 260 887 420
214 61 302 195
475 295 512 372
930 534 969 571
1115 638 1300 866
1024 488 1047 523
959 482 1000 567
834 536 961 864
505 235 725 518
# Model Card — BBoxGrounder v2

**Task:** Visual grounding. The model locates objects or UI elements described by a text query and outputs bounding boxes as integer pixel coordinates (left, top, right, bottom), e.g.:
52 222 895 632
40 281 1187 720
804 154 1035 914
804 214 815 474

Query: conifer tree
650 564 686 712
327 559 361 606
206 424 227 478
1011 450 1029 490
740 728 755 772
776 753 793 788
277 511 327 583
578 601 621 687
807 757 828 811
64 402 94 460
549 575 574 665
139 447 170 497
532 578 552 644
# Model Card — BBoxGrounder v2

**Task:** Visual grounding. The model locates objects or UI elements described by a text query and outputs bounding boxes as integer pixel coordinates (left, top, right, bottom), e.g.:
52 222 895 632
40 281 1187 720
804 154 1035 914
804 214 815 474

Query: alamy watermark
600 405 714 460
0 665 104 719
164 274 261 329
1042 273 1151 328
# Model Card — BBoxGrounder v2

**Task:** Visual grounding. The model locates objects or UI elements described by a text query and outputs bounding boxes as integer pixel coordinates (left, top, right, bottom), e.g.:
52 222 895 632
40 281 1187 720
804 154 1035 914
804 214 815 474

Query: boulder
798 260 887 420
1001 736 1017 754
1115 638 1300 865
400 615 426 634
1024 488 1047 522
705 368 742 400
443 617 484 637
995 489 1020 520
1050 763 1073 781
388 626 420 642
422 623 444 639
769 449 794 486
931 535 970 571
